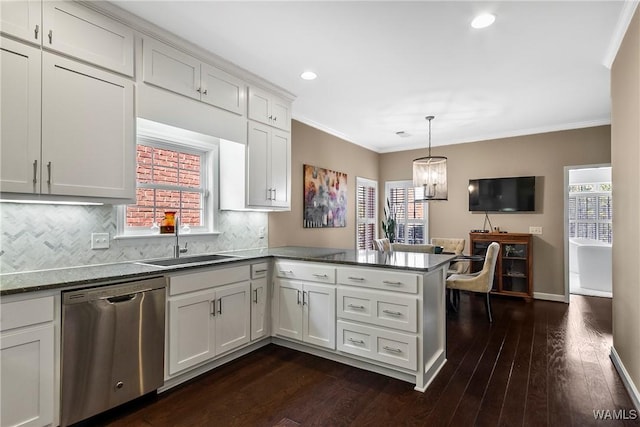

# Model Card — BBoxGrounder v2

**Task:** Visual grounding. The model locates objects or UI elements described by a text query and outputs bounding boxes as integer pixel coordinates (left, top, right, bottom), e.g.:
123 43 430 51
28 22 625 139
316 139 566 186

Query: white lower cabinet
0 296 56 427
167 267 251 376
274 279 335 350
250 262 270 341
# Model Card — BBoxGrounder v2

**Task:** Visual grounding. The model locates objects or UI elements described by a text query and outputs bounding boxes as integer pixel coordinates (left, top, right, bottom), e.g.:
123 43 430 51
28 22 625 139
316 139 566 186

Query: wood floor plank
75 295 640 427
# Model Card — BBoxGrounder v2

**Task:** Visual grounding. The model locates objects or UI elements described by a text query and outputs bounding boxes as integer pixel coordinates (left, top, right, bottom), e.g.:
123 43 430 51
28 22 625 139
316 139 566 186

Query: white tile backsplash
0 203 268 273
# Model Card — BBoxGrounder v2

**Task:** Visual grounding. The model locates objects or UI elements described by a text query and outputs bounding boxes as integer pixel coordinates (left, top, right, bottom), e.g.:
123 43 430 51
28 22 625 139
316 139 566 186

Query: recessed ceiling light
300 71 317 80
471 13 496 29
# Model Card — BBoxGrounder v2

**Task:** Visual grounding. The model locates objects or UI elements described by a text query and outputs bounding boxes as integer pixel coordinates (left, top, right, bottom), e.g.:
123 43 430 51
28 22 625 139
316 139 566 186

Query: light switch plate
529 226 543 235
91 232 110 249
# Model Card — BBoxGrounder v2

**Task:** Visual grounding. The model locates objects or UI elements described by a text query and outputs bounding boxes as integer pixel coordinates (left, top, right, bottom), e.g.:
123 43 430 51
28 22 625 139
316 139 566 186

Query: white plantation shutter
385 181 428 244
356 177 377 249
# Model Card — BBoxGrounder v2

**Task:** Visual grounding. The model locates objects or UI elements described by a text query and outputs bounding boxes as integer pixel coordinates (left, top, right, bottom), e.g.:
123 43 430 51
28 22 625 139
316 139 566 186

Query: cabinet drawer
337 287 417 333
275 261 336 284
169 265 250 295
337 320 417 370
251 262 269 279
337 267 418 294
1 296 54 331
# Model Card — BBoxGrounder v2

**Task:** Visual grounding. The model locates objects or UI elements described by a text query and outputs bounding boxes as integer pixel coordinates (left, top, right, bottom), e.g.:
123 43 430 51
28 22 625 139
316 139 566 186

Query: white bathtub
570 238 612 292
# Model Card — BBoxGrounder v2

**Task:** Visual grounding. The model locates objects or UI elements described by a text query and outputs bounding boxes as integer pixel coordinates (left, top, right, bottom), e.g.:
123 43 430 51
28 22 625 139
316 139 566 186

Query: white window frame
116 119 218 238
356 177 378 250
384 180 429 244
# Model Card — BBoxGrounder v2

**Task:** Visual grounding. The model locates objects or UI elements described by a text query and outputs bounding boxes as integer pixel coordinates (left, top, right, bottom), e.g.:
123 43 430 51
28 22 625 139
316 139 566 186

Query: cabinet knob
202 89 208 95
34 24 39 40
196 87 201 93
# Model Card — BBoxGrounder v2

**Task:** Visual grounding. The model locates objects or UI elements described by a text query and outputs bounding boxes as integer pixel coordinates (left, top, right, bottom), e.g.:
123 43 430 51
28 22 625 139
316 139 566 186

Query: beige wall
380 126 611 296
268 120 379 248
612 6 640 407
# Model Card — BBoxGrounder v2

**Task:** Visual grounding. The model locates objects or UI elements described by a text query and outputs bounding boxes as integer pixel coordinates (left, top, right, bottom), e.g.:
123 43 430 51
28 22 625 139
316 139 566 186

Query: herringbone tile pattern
0 204 268 273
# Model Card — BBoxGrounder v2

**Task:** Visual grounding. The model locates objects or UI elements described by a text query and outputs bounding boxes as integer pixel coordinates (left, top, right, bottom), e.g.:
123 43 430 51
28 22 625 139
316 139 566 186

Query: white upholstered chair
446 242 500 322
390 243 435 253
431 237 469 274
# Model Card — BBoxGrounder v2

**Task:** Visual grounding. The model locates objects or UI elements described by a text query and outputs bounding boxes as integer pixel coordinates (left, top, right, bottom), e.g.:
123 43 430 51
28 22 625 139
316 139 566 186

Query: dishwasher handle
106 293 138 303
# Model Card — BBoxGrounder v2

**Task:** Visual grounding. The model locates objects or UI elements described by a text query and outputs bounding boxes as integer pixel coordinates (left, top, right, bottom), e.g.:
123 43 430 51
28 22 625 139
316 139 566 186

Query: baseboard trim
610 346 640 411
533 292 566 302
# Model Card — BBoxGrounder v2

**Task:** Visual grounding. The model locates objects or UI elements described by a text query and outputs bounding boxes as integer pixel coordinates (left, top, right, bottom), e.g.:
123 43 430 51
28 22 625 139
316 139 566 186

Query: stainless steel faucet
174 216 188 258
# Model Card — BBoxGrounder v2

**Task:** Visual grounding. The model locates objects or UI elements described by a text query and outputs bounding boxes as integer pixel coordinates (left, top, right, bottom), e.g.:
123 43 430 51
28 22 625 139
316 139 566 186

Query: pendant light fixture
412 115 448 200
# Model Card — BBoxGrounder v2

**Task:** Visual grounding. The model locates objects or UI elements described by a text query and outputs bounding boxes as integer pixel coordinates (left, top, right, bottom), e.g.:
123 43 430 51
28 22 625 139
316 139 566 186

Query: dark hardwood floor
83 293 639 427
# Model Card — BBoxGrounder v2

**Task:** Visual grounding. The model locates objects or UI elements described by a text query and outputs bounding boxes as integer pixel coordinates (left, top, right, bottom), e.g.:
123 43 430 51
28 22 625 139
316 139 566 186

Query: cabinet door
251 279 268 341
0 38 41 194
167 290 216 375
269 130 290 208
142 37 201 100
303 283 336 349
201 63 246 115
41 53 135 200
270 96 290 131
0 0 42 45
0 325 54 427
273 279 303 341
247 86 270 125
42 1 133 76
246 121 271 207
214 281 250 355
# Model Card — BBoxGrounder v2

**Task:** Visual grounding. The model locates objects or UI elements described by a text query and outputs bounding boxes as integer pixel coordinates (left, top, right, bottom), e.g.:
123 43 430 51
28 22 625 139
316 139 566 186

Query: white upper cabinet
42 1 134 76
0 37 42 194
142 37 246 115
247 122 291 209
0 0 42 45
248 86 290 131
41 52 135 199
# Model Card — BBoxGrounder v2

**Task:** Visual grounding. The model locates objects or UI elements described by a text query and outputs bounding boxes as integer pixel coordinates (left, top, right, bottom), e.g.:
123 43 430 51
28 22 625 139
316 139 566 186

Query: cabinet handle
46 161 52 185
296 290 301 305
382 280 403 286
382 309 402 316
48 29 52 44
280 270 293 275
312 273 328 279
202 89 208 95
211 299 216 316
273 116 277 122
254 269 267 274
268 115 273 121
196 87 201 93
347 338 365 345
253 289 258 304
218 298 222 315
34 24 39 40
272 188 276 200
383 346 402 353
302 291 307 306
347 304 365 310
267 188 272 200
347 276 365 281
32 160 38 185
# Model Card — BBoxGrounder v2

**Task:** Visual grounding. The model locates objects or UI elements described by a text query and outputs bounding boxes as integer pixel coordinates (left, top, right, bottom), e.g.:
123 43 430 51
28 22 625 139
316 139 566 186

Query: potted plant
381 198 397 243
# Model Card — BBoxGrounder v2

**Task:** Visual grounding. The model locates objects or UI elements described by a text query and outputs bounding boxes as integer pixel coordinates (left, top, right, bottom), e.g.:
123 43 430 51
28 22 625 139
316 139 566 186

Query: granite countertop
0 246 455 296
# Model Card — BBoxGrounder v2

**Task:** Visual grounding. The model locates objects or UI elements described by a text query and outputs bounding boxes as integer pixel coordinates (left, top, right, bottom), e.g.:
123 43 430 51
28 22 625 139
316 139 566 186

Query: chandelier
412 116 447 201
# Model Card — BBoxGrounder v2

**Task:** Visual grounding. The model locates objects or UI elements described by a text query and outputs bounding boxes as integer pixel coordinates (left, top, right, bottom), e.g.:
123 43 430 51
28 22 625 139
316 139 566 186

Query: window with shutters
356 177 377 250
385 181 428 244
568 182 612 243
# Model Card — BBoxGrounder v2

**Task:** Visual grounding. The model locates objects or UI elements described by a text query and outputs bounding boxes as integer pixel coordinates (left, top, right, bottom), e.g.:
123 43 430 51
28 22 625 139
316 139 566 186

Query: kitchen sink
137 254 236 267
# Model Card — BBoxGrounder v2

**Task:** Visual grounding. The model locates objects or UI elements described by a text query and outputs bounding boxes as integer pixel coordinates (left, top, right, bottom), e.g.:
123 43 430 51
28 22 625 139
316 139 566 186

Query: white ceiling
112 1 631 153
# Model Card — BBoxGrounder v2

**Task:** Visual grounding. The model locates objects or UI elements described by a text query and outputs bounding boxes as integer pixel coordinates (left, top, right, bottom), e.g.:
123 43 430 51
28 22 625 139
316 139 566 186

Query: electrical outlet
258 227 265 239
91 232 110 249
529 226 543 235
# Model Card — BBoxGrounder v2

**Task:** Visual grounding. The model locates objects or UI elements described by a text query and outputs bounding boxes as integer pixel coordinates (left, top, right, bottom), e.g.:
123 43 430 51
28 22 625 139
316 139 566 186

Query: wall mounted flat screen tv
468 176 536 212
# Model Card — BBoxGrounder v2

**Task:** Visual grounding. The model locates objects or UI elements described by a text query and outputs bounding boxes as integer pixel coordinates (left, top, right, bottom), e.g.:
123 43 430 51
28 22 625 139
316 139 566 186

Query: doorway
564 165 612 300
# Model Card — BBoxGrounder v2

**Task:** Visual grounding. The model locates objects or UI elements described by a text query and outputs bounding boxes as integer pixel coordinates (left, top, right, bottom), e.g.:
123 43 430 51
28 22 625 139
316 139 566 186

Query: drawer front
337 267 418 294
1 296 55 331
275 261 336 284
251 262 269 279
337 320 417 370
337 287 418 333
169 265 250 295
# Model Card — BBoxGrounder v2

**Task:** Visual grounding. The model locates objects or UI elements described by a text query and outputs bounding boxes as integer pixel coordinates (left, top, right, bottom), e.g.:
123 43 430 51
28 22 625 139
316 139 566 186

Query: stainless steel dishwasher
61 276 166 426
